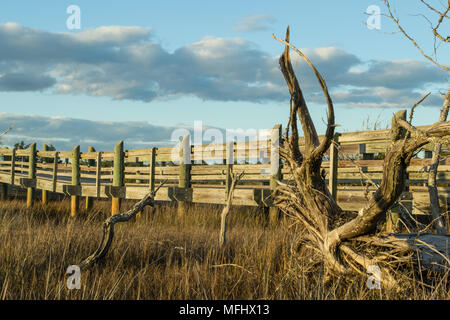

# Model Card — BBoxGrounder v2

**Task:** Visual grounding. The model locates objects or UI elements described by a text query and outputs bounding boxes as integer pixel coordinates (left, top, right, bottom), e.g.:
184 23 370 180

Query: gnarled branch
79 180 167 270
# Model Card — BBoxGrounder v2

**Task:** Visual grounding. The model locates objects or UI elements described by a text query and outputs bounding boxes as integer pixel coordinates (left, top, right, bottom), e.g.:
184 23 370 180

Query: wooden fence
0 124 449 219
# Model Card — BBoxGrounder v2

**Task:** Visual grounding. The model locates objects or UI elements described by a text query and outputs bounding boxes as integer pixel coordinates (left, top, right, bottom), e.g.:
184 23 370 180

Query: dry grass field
0 197 448 300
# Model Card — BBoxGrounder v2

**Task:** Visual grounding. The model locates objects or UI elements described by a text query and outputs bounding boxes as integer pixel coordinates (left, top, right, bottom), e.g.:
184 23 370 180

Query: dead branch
408 92 431 125
273 29 335 163
428 89 450 235
384 0 450 71
79 180 167 270
0 125 14 138
219 172 244 248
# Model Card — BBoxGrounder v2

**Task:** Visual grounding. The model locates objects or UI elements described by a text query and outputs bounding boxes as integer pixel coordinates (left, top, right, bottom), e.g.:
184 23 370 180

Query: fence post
269 124 282 226
0 183 6 201
225 141 234 201
71 145 80 217
95 152 102 198
136 148 156 221
10 148 15 186
26 143 36 208
1 148 15 201
85 146 95 211
149 148 156 194
178 135 191 217
0 152 7 201
112 141 124 215
0 151 7 200
52 151 58 193
41 144 48 205
329 132 340 201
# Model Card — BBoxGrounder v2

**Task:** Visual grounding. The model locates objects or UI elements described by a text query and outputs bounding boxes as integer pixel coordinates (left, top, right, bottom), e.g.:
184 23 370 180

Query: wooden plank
151 186 171 201
53 171 72 178
13 161 30 167
125 166 150 174
79 165 98 172
100 151 114 160
0 149 13 156
0 172 11 184
125 148 154 158
80 151 98 160
57 151 72 159
80 173 98 179
124 174 151 180
230 164 270 170
191 167 227 175
16 149 30 157
412 191 449 215
37 150 57 158
191 174 268 181
408 172 450 180
192 187 224 204
36 178 54 192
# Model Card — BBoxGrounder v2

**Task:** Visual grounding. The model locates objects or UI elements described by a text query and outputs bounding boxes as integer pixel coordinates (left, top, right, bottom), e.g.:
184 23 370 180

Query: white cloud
233 14 276 32
70 26 152 45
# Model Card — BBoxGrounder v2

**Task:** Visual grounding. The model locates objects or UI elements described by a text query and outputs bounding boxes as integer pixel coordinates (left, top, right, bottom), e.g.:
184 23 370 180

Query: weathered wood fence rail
0 124 449 218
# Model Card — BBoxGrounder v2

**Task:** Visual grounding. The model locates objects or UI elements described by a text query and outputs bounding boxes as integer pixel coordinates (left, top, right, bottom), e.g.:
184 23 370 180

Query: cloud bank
0 22 447 109
0 113 183 151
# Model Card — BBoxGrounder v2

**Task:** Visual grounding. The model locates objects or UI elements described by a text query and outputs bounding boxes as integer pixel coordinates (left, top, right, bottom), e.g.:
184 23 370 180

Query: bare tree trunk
219 172 243 248
428 89 450 235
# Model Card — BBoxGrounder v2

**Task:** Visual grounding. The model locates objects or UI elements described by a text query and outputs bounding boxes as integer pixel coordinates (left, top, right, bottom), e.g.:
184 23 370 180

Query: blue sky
0 0 448 151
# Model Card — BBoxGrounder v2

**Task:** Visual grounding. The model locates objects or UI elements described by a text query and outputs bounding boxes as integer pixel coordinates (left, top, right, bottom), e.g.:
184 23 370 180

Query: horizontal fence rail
0 124 449 217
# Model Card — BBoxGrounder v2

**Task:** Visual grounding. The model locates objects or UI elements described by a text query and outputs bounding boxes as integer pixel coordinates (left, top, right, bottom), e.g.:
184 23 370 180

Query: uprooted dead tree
271 27 450 289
